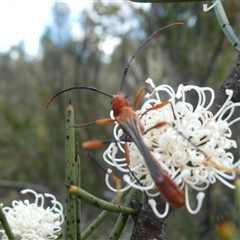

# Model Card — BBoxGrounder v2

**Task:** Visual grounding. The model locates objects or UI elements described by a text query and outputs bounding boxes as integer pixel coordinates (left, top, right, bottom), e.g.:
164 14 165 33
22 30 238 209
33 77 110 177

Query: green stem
75 143 81 239
81 189 132 240
67 185 136 214
213 0 240 52
63 96 77 239
109 188 136 240
82 208 110 240
0 205 15 240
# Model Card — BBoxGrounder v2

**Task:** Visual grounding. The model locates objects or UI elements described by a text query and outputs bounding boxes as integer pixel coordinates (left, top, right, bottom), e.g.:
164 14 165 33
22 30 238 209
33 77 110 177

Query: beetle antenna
46 86 112 109
120 22 183 91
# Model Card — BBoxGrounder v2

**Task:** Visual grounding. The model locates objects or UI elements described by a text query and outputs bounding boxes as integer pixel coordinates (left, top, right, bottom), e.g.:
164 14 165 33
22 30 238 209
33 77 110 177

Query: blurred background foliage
0 1 240 239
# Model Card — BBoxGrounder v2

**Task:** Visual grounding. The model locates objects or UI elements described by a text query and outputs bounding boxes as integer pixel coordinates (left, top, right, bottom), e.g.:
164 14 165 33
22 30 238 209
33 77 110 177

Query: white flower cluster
103 78 240 217
0 189 64 239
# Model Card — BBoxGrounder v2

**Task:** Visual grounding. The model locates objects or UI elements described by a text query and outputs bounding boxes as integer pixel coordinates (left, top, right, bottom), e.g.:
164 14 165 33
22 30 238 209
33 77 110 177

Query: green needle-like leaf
75 144 81 238
0 205 14 240
67 185 136 214
109 188 136 240
63 96 77 239
81 188 132 240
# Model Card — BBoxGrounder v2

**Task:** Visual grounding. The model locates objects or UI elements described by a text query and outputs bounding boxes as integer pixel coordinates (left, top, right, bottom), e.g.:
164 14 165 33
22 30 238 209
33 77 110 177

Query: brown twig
130 192 174 240
209 53 240 116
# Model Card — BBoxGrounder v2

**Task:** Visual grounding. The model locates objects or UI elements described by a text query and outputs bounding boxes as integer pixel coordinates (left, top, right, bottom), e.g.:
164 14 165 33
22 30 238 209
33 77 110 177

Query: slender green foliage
67 185 135 214
74 144 81 239
80 189 132 240
63 96 78 239
0 205 14 240
214 1 240 52
109 188 136 239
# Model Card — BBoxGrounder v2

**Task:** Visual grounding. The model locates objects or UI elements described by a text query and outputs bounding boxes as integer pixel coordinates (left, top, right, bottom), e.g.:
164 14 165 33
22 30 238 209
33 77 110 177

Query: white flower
103 78 240 217
0 189 64 240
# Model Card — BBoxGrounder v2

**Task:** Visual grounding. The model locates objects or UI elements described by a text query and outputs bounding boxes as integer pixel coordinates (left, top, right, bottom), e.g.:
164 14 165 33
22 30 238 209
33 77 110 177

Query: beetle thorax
112 92 132 117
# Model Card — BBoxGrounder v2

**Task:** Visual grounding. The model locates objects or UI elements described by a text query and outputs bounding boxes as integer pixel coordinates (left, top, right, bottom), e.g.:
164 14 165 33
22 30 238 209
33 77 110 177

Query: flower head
103 78 240 217
0 189 64 240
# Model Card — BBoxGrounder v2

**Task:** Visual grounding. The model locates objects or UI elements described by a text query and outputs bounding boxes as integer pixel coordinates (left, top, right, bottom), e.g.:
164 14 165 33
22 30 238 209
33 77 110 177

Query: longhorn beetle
46 22 185 209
